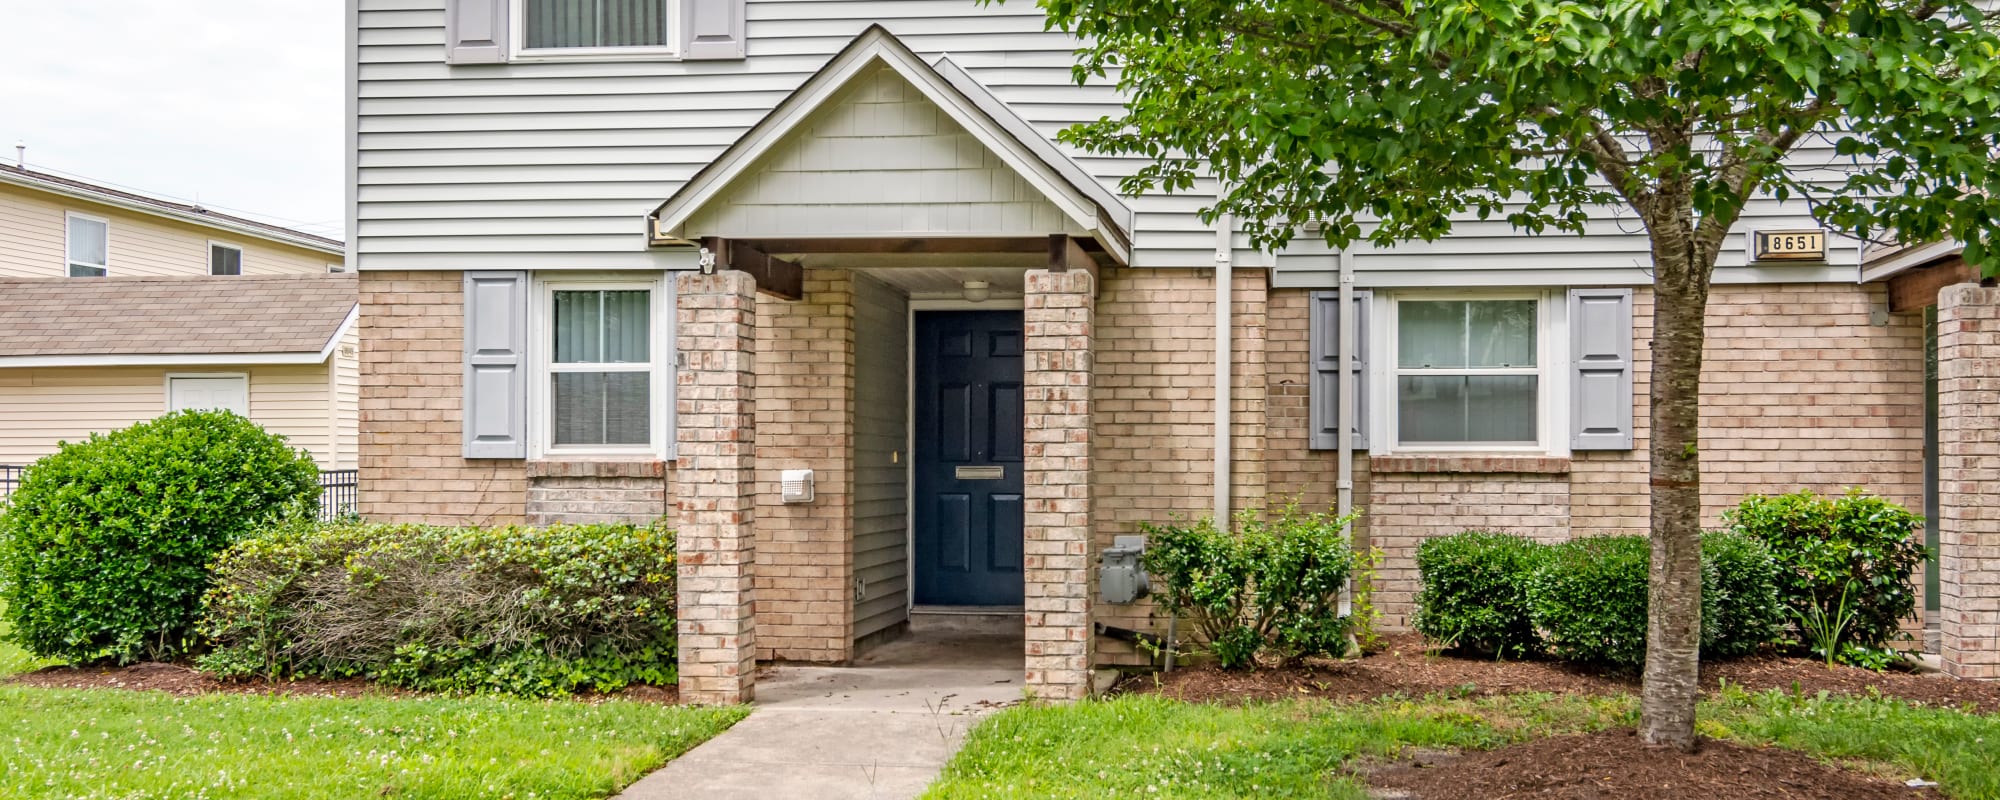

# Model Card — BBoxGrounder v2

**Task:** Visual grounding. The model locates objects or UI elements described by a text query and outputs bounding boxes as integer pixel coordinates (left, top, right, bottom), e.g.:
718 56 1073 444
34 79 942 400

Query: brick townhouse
347 5 1999 702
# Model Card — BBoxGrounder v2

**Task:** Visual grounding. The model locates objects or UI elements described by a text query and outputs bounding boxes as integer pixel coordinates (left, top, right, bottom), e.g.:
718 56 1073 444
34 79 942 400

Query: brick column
1939 283 2000 680
1023 270 1096 699
675 270 759 704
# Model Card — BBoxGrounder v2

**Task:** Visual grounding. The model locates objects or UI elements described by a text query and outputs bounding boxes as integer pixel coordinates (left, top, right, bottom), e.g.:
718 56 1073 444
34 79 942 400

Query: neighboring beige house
0 165 356 489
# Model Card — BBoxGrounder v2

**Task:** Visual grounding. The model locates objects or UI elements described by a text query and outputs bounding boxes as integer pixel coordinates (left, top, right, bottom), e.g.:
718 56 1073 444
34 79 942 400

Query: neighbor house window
518 0 673 54
66 213 108 277
542 283 666 452
210 243 243 276
1391 297 1543 447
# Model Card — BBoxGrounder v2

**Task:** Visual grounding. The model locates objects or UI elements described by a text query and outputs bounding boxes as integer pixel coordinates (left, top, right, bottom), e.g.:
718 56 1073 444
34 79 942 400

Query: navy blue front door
913 310 1026 607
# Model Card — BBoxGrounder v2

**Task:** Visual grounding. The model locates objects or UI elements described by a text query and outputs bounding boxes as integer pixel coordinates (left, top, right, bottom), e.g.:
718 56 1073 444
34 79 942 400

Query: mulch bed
7 662 681 704
1361 729 1933 799
1126 633 2000 711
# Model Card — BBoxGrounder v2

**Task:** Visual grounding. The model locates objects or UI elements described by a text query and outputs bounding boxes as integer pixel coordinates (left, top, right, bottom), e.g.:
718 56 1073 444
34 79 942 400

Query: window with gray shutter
464 271 529 458
1569 288 1635 450
682 0 746 59
445 0 509 64
1308 290 1371 451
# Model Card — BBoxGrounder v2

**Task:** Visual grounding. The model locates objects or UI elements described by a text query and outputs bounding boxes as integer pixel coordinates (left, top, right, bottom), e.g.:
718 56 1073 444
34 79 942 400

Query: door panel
914 310 1026 606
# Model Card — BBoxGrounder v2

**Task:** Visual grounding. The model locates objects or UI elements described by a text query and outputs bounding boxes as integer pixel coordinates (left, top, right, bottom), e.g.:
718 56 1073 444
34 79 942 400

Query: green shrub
1527 535 1721 668
198 519 678 697
1701 530 1787 658
0 411 320 664
1413 531 1549 659
1724 489 1927 665
1140 505 1357 669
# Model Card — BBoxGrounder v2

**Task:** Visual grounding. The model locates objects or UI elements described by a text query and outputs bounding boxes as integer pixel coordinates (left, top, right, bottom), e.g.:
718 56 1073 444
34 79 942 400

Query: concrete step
907 605 1022 636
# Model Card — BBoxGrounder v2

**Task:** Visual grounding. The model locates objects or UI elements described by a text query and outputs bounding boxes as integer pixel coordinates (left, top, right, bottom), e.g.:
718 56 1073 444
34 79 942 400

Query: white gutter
1337 247 1357 615
1214 215 1234 523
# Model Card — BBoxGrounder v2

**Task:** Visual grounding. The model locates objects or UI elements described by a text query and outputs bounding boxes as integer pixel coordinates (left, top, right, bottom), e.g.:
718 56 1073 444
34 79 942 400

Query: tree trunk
1639 232 1710 752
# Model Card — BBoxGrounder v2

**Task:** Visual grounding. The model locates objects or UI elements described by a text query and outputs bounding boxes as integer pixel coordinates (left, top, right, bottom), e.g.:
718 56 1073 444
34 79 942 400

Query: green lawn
925 688 2000 800
0 687 744 799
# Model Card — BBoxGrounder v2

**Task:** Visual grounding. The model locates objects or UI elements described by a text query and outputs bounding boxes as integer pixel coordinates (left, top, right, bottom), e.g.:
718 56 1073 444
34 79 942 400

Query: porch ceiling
851 266 1027 296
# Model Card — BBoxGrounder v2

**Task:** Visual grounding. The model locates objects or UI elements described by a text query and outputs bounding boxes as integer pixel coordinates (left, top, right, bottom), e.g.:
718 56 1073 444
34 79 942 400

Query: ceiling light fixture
962 280 991 303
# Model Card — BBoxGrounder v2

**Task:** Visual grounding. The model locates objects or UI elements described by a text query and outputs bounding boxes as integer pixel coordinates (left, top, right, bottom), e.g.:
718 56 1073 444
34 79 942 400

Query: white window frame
528 273 675 459
1371 290 1570 456
508 0 681 62
65 212 109 277
208 241 245 276
164 372 251 416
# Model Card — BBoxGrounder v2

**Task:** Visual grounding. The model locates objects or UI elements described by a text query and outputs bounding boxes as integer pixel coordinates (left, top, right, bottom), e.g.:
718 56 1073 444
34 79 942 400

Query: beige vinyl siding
331 324 361 470
0 364 344 468
851 273 909 641
0 183 336 278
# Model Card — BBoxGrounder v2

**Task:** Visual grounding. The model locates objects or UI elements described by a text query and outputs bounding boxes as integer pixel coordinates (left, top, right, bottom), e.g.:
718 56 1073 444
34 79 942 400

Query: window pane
68 264 106 278
525 0 669 48
553 372 650 445
554 290 649 364
1467 300 1536 367
1397 301 1466 368
68 217 106 266
210 246 242 276
1398 375 1537 443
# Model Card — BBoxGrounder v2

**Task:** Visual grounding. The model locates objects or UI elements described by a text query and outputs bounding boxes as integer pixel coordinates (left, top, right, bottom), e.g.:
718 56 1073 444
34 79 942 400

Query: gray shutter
682 0 746 59
445 0 508 64
1570 287 1635 450
464 271 529 459
1308 290 1370 451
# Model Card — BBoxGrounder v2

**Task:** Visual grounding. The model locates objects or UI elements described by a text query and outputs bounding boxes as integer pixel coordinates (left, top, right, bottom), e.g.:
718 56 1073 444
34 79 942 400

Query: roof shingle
0 275 357 358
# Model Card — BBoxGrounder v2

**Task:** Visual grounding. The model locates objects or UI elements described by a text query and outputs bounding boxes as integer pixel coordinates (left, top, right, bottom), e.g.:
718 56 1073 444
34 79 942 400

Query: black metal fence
0 465 359 522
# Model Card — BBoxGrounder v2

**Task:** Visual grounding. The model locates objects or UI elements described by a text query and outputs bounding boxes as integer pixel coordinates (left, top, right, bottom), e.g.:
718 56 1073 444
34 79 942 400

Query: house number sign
1752 229 1827 261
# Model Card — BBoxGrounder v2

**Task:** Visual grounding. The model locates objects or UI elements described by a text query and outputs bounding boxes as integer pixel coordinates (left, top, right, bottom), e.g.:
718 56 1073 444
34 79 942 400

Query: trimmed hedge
1526 536 1697 668
0 410 320 664
1724 489 1927 666
198 519 678 697
1412 531 1548 659
1416 530 1788 667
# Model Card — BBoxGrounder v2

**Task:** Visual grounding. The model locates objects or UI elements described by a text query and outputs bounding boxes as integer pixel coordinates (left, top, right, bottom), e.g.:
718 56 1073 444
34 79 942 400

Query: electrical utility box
1099 535 1149 604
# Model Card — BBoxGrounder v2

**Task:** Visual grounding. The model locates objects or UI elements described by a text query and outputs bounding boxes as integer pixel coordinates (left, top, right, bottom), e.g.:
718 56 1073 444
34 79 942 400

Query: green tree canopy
1028 0 2000 751
1042 0 2000 270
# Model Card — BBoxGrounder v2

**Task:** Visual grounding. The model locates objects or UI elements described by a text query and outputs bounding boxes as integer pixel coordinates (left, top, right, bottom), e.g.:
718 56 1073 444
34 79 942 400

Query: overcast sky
0 1 346 240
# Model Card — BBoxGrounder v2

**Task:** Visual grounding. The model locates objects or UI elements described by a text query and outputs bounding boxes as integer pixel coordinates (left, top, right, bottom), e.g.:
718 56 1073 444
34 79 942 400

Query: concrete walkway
617 631 1022 800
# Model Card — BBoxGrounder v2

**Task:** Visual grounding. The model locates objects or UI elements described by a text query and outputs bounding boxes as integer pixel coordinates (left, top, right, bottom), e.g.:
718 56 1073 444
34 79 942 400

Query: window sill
508 51 682 64
527 458 668 479
1368 455 1572 475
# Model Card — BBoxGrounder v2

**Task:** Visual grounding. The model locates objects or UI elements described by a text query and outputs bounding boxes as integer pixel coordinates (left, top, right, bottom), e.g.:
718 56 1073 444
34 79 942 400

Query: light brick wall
1262 282 1924 632
526 460 672 526
357 271 527 525
752 270 856 663
674 270 759 705
1024 269 1096 699
1698 283 1925 518
1937 283 2000 679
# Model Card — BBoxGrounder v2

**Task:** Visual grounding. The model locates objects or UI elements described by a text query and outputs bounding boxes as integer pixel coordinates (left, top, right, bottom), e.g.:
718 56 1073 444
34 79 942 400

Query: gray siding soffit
645 24 1131 264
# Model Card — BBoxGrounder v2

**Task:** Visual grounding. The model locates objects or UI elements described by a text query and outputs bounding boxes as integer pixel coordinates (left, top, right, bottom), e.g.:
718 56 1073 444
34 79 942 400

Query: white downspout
1337 247 1357 615
1213 215 1234 523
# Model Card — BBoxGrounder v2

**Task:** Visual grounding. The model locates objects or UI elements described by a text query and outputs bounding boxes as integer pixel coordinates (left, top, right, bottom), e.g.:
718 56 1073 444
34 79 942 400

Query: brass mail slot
955 466 1005 480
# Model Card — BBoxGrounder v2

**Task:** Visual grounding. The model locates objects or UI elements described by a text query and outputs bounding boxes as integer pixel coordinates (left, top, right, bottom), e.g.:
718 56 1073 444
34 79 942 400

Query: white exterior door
168 376 249 415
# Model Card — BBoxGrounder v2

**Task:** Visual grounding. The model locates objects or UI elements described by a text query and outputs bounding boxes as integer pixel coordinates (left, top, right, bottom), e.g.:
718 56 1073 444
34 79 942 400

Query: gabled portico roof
647 24 1134 266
